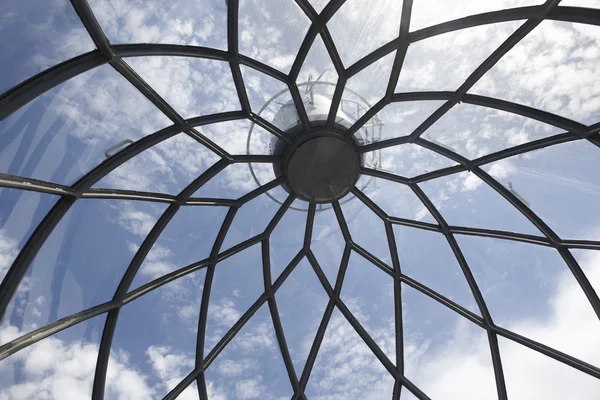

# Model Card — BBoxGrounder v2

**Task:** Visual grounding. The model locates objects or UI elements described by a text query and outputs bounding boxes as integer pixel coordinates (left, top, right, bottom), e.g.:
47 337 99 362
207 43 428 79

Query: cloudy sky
1 0 600 399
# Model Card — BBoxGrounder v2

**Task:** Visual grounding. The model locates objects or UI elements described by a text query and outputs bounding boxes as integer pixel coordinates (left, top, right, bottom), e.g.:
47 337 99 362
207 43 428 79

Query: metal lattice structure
1 0 600 399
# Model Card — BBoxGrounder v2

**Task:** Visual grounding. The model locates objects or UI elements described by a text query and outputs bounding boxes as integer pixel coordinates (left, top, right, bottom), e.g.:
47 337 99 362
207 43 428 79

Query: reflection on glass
0 65 170 185
393 225 478 312
1 199 166 341
471 20 600 125
305 308 395 398
397 22 520 92
311 206 345 286
366 143 458 178
402 284 497 398
344 52 396 109
127 56 241 119
94 133 220 195
571 249 600 295
425 103 560 159
341 251 396 363
0 188 58 282
206 305 293 399
275 258 329 373
89 0 228 49
205 244 264 354
459 235 600 367
270 200 306 282
0 0 94 93
131 205 228 289
484 140 600 241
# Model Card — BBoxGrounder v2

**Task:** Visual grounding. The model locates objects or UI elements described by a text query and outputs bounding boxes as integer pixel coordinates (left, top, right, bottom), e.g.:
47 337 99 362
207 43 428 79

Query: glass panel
308 0 329 13
458 235 600 367
305 308 395 398
131 205 228 289
471 20 600 125
402 284 497 399
571 249 600 295
356 101 445 143
1 199 166 341
270 200 306 282
396 22 521 92
400 388 420 400
0 0 94 93
343 52 396 114
94 134 220 195
0 65 171 185
88 0 228 49
0 314 105 398
192 163 259 200
483 140 600 241
328 0 403 67
424 103 561 159
221 188 283 251
206 305 293 399
498 336 600 399
197 119 276 156
393 225 478 312
127 56 240 119
275 257 329 373
410 0 542 31
419 172 543 235
110 269 206 397
239 0 310 73
358 176 435 222
341 251 396 363
205 243 264 354
311 206 345 286
0 188 58 282
341 192 392 263
562 0 600 6
366 143 458 178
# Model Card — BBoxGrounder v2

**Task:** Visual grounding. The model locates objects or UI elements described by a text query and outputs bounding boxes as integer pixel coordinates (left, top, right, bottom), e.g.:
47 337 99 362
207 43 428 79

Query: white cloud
0 227 19 282
117 205 157 237
235 377 266 399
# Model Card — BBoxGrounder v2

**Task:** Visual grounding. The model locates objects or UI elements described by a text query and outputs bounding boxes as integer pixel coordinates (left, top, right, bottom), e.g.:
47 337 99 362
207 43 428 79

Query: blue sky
2 0 600 399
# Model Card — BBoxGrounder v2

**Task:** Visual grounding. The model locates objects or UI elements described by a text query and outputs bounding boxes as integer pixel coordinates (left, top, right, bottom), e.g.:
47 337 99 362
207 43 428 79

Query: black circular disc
285 135 361 203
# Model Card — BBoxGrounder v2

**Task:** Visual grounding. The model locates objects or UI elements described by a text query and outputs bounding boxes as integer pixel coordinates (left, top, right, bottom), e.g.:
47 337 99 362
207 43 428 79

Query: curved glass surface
1 1 600 399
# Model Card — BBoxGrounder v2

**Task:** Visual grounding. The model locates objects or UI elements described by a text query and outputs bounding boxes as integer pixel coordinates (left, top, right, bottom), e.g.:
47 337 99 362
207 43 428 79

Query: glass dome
1 0 600 399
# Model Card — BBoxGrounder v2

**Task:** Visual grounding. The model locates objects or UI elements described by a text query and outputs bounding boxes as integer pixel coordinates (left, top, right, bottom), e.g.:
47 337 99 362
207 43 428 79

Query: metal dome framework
0 0 600 399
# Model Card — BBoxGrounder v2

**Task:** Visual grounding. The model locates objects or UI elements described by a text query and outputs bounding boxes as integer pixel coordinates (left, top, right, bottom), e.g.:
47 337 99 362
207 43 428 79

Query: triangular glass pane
270 200 306 282
0 188 58 283
424 103 561 159
400 388 420 400
94 134 220 195
471 20 600 125
89 0 228 49
0 65 170 185
239 0 310 73
305 308 395 398
0 0 94 93
206 305 294 399
419 171 543 235
110 269 206 397
410 0 542 31
355 100 445 143
402 284 497 399
131 205 228 289
241 65 300 131
128 57 240 119
358 175 435 222
0 314 105 398
311 206 346 286
192 163 260 200
483 140 600 241
571 249 600 296
221 189 283 251
341 251 396 363
396 21 521 92
498 336 600 399
205 244 264 354
1 199 166 340
197 119 276 156
393 225 479 313
341 192 392 263
458 235 600 367
365 143 458 178
275 258 329 374
328 0 403 67
308 0 329 13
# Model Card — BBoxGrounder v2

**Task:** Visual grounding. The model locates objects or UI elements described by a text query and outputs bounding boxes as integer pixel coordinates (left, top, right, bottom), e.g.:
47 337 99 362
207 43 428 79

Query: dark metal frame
1 0 600 399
